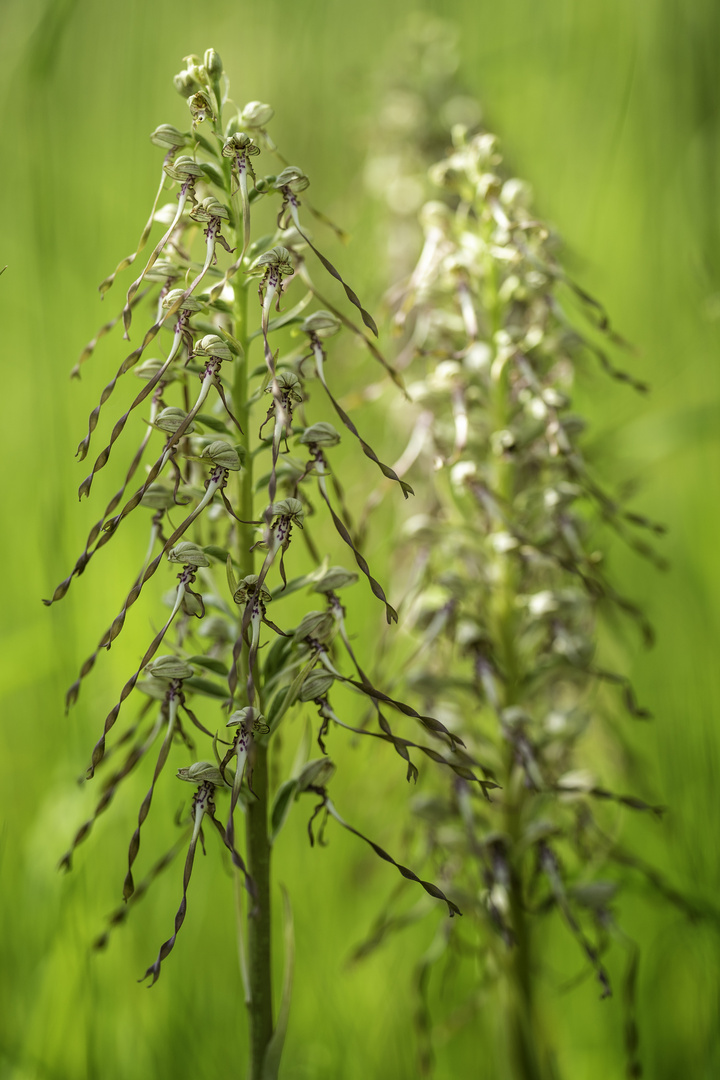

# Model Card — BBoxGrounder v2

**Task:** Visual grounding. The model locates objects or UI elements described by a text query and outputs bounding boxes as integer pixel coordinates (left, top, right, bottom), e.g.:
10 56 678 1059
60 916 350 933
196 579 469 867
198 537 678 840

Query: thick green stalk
232 269 274 1078
486 260 544 1080
245 742 273 1078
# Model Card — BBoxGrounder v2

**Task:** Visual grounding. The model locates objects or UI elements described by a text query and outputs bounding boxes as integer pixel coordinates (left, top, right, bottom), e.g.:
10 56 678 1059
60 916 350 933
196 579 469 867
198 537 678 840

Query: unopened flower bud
144 259 180 283
199 615 233 643
182 55 204 79
177 761 227 786
204 48 223 77
201 440 242 471
299 671 335 702
301 310 341 337
163 155 204 182
273 166 310 193
150 124 188 149
168 542 210 567
490 429 516 455
296 758 336 792
313 566 359 593
154 407 195 434
135 357 167 381
140 481 185 509
500 177 531 211
240 101 274 128
419 200 452 232
146 655 194 680
227 707 269 733
162 288 204 312
195 334 232 360
572 882 618 910
294 610 334 643
299 422 340 447
173 70 200 97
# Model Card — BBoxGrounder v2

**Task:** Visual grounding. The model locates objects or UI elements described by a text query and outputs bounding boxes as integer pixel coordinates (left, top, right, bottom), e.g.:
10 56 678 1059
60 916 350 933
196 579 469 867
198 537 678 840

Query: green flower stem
484 247 544 1080
245 741 273 1080
232 252 273 1077
232 279 254 578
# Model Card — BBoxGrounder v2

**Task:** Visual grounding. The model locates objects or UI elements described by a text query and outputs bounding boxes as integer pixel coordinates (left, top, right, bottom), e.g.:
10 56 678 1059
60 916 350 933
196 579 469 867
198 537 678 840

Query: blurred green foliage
1 0 719 1077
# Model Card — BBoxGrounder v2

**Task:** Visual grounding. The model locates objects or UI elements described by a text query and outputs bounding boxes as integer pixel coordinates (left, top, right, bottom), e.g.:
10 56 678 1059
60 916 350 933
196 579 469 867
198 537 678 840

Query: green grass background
1 0 719 1077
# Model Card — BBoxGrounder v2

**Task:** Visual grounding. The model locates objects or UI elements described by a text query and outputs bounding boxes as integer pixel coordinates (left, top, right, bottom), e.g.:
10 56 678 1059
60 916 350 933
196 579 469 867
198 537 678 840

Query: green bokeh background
1 0 719 1077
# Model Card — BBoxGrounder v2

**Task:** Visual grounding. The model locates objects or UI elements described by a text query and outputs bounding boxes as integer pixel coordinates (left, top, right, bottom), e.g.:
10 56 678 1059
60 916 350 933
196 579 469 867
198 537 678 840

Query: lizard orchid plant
46 49 485 1080
357 121 691 1079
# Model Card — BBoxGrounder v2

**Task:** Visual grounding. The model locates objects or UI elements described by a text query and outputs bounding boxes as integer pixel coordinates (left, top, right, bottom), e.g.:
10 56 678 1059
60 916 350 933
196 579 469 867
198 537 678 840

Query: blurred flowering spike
361 50 673 1070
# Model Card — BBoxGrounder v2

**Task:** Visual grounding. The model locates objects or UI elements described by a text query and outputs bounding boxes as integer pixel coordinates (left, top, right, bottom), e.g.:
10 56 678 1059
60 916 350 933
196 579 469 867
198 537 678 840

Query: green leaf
261 887 295 1080
204 545 235 563
270 779 299 842
266 659 317 735
184 676 227 700
267 562 330 603
186 655 229 677
195 413 231 433
226 554 238 599
262 636 294 683
198 161 225 187
266 687 289 731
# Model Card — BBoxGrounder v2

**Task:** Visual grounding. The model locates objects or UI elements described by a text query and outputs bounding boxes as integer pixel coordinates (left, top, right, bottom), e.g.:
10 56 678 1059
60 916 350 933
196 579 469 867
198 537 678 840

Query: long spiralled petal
124 694 181 899
122 183 191 335
311 340 413 498
99 168 169 297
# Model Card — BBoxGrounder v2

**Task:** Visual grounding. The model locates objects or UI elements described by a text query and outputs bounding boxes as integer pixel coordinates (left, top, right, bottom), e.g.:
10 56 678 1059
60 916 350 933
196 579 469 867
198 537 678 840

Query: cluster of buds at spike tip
51 52 475 997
